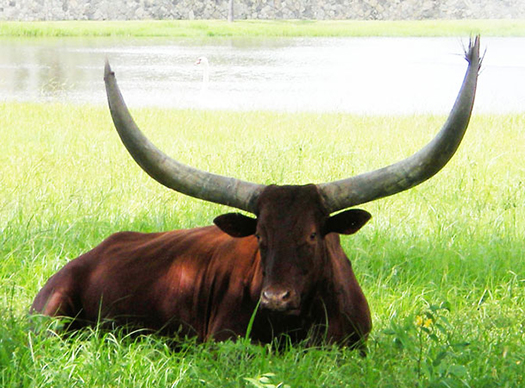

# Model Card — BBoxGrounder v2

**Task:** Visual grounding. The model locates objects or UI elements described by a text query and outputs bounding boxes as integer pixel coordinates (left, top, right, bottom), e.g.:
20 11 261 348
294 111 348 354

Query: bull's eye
255 234 261 241
310 232 317 241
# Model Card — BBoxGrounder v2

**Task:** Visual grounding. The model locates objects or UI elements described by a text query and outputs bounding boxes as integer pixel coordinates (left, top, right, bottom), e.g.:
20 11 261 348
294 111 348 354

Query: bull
31 37 481 350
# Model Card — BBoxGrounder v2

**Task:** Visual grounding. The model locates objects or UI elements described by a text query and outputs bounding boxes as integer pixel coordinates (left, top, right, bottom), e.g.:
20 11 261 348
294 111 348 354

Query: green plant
245 373 291 388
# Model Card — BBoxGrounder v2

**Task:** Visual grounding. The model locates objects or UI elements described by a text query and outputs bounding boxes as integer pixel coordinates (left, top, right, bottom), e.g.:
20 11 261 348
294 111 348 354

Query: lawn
1 19 525 38
1 102 524 386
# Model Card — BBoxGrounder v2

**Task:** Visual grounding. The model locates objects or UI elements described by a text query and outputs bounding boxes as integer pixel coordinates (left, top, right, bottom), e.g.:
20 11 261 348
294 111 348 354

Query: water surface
1 37 524 114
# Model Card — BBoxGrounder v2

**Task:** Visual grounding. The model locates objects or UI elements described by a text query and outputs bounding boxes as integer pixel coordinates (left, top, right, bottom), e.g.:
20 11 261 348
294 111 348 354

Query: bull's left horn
319 36 481 214
104 61 265 213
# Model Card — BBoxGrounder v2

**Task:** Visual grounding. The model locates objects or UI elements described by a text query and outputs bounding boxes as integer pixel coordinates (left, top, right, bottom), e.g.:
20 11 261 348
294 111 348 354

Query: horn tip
104 59 114 81
465 35 482 69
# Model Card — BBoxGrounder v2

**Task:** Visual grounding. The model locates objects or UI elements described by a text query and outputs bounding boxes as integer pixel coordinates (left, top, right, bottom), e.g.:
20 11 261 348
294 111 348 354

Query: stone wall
1 0 524 21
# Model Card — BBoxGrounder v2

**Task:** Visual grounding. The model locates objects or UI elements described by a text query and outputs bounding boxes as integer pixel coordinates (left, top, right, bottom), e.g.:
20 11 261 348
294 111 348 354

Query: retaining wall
1 0 524 21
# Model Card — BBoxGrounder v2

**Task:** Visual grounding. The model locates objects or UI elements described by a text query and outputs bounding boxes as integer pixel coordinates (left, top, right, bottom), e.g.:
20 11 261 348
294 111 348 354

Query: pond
1 37 524 114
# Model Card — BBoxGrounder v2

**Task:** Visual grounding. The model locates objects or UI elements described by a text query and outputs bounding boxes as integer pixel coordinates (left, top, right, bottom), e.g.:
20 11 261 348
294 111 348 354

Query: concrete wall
1 0 524 21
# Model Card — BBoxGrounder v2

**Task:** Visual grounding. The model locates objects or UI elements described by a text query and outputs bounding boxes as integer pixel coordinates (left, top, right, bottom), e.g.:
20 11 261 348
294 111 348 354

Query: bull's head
213 184 371 313
103 37 481 315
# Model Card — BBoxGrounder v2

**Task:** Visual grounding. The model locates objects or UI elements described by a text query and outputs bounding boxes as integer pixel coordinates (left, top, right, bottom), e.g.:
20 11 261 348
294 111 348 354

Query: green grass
1 102 524 386
1 19 525 38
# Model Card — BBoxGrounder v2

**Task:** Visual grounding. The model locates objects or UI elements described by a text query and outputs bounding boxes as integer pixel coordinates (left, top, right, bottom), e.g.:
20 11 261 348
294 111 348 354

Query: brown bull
31 37 481 350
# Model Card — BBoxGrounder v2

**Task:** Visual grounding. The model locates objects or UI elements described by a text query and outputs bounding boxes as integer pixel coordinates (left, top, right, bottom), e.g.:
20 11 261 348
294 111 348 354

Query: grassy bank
1 103 524 386
1 19 525 38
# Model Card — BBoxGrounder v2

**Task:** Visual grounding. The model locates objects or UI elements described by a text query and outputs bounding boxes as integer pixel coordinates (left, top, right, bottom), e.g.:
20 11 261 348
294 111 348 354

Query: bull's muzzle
260 287 300 314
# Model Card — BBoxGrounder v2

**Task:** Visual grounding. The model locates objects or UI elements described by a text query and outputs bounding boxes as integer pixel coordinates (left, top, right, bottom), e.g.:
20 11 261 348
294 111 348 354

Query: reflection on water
1 37 524 114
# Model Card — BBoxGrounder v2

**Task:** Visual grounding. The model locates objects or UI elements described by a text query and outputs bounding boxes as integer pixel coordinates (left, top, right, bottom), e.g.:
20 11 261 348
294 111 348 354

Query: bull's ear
324 209 371 235
214 213 258 237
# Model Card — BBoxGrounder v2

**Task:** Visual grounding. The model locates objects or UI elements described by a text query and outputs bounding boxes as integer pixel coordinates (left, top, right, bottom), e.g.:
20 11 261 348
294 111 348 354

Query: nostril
280 290 290 301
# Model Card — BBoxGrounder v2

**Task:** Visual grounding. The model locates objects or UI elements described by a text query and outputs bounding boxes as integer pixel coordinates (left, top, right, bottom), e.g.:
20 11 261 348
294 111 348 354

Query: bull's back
32 225 259 337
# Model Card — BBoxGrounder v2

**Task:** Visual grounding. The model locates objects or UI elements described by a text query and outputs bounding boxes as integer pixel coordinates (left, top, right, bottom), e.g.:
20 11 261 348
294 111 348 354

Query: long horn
319 36 481 214
104 61 265 214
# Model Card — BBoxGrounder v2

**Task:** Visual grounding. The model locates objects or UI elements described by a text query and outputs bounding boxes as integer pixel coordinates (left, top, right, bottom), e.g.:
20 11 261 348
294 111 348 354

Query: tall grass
1 19 525 38
1 102 524 386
